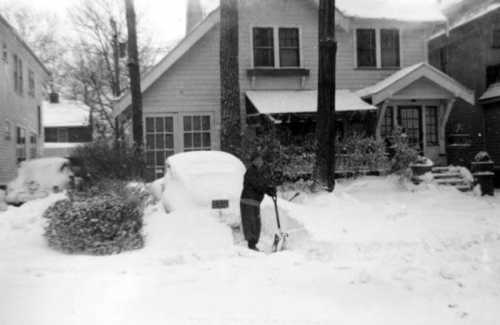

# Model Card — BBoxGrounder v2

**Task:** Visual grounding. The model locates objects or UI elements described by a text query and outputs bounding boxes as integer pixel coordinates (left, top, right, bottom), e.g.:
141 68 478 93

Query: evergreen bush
43 180 148 255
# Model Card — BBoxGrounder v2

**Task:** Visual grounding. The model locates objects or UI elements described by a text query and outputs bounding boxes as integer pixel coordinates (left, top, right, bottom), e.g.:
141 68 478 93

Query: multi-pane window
16 127 26 163
425 106 438 146
183 115 211 152
381 106 394 138
356 29 377 68
381 29 400 67
45 127 91 143
253 27 274 67
279 28 300 67
145 116 175 178
29 133 37 159
398 106 422 149
492 28 500 48
28 70 35 97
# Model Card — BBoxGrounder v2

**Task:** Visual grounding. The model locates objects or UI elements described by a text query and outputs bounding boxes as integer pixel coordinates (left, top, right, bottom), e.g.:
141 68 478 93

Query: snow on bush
43 180 148 255
6 157 73 203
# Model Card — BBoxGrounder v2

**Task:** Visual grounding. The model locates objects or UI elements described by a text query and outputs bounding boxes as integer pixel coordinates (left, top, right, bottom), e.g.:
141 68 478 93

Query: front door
398 106 423 151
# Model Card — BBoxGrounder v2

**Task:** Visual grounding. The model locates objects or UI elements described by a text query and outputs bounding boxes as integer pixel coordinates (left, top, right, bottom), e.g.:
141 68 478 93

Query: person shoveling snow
240 153 277 251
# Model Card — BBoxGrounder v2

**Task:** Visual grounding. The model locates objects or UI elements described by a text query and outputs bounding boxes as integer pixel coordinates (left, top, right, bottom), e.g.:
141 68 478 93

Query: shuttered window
381 29 400 67
279 28 300 67
356 29 376 68
253 27 274 67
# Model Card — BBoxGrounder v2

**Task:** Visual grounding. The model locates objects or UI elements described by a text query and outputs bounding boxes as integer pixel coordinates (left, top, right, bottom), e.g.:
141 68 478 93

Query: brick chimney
186 0 204 34
49 92 59 104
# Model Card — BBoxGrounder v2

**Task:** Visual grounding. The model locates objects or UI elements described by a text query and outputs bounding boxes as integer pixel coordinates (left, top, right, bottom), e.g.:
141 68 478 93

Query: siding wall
428 9 500 165
0 18 47 185
142 26 221 151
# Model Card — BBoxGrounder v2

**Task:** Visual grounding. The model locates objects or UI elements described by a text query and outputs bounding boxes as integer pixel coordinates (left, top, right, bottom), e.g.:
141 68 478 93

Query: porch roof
479 82 500 104
246 90 376 115
356 62 475 105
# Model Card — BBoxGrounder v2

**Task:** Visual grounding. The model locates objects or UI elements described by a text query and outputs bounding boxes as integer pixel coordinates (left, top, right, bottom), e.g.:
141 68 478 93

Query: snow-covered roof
246 90 376 115
334 0 446 22
430 2 500 40
479 82 500 103
356 62 475 105
42 100 90 128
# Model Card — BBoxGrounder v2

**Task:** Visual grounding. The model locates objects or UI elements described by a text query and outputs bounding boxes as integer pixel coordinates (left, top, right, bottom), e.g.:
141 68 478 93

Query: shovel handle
272 196 282 230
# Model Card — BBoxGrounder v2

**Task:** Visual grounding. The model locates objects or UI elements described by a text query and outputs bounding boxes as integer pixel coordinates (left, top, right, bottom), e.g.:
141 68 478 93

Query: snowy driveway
1 177 500 325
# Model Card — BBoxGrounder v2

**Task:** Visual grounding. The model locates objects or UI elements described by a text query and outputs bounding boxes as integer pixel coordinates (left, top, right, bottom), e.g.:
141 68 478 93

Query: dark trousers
240 201 261 248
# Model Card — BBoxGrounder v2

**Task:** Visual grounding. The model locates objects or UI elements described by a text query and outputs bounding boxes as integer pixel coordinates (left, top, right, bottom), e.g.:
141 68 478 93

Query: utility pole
124 0 143 149
110 18 121 97
315 0 337 192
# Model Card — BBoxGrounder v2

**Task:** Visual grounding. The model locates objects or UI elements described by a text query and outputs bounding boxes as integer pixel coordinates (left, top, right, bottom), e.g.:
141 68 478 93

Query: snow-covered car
158 151 246 225
5 157 73 205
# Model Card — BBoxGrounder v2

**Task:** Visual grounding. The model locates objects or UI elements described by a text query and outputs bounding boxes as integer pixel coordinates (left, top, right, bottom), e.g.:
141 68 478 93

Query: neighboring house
0 15 50 187
114 0 474 180
42 93 92 158
428 1 500 173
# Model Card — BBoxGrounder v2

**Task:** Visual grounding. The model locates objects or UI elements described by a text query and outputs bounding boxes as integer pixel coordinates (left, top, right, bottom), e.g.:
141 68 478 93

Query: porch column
376 101 389 141
439 98 456 154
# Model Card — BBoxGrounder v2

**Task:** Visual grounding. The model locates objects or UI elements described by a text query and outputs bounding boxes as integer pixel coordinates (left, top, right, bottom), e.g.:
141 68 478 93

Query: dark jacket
241 165 275 203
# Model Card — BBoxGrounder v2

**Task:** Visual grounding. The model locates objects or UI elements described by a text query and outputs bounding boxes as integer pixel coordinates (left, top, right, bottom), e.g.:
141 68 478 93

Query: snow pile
336 0 445 21
6 157 72 203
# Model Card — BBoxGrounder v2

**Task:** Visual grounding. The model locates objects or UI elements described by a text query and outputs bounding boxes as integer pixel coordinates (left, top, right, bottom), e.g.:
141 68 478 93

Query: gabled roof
356 62 475 105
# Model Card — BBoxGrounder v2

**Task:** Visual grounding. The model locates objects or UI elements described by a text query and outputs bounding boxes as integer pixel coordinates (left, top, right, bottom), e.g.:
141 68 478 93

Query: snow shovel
271 196 288 253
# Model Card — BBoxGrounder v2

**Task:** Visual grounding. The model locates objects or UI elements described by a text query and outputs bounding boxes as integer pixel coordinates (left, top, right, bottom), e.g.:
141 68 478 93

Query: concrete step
432 167 453 174
433 172 462 180
435 178 470 187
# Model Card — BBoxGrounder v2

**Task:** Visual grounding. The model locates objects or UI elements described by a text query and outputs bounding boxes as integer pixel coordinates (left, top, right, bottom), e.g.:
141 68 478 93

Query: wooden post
439 98 456 154
124 0 143 149
376 101 389 141
315 0 337 192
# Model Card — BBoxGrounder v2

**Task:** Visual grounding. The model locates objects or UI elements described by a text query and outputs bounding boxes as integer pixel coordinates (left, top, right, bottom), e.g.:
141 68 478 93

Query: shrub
336 133 389 175
70 140 145 183
388 129 419 174
43 180 148 255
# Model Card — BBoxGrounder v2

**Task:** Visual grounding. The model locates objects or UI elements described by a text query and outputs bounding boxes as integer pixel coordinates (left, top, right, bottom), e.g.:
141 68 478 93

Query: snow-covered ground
1 177 500 325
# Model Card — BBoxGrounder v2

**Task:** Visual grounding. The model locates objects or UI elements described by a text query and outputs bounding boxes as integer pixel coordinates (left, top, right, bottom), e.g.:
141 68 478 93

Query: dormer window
252 27 300 68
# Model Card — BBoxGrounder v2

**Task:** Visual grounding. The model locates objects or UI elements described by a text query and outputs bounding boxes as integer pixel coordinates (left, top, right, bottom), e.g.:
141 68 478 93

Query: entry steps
430 166 473 192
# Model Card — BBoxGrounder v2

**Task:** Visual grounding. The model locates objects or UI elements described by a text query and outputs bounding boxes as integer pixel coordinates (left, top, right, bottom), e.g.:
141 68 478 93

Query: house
0 15 50 187
42 93 93 158
114 0 474 180
428 0 500 175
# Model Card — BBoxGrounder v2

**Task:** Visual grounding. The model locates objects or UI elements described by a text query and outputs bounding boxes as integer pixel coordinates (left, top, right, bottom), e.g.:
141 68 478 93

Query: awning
246 90 375 115
479 82 500 103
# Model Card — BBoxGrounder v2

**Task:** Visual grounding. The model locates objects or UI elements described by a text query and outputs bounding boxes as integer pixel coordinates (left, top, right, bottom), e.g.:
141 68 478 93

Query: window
29 133 37 159
253 27 274 67
279 28 300 67
356 29 376 67
4 120 12 140
493 28 500 48
28 70 35 97
381 106 394 138
381 29 400 67
16 127 26 163
145 116 175 179
2 43 6 62
425 106 438 146
183 115 211 151
13 54 18 91
18 58 23 95
486 64 500 87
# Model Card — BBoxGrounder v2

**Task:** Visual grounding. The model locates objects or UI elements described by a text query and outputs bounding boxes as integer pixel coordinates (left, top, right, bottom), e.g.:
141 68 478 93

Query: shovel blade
271 232 288 253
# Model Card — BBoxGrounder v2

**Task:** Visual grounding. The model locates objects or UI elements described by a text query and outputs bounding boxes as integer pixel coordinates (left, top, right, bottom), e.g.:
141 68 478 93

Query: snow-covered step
432 167 452 173
433 172 462 180
435 177 468 186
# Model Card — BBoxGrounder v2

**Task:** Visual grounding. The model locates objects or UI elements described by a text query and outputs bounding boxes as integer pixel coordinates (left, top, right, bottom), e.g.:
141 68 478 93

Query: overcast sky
0 0 459 47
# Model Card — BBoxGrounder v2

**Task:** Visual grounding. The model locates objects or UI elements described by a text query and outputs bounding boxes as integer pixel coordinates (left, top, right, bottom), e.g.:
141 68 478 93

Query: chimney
49 92 59 104
186 0 204 34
